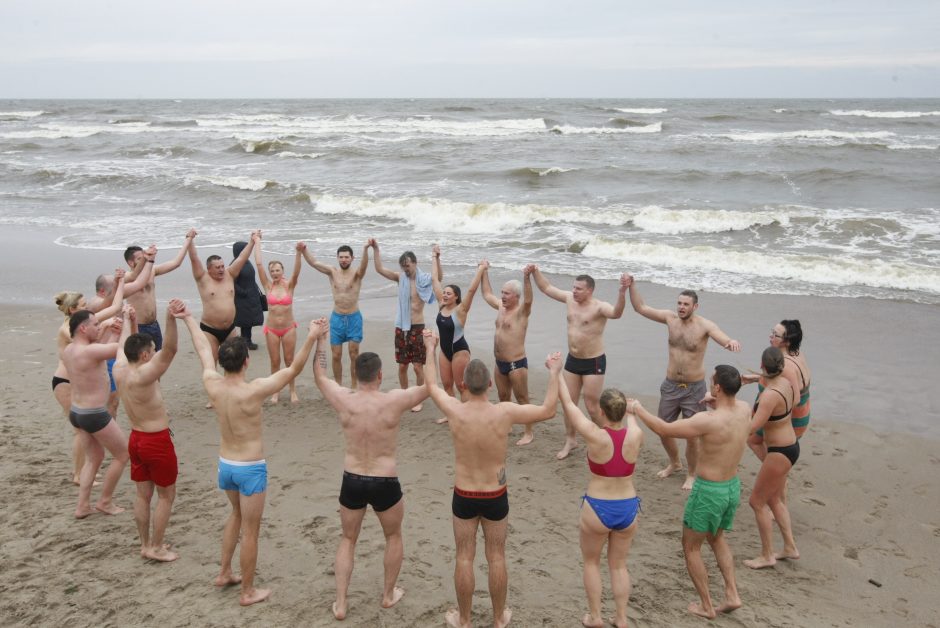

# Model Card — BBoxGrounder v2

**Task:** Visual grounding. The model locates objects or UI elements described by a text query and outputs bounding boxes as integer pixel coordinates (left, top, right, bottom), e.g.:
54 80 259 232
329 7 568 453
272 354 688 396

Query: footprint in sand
801 497 826 506
843 547 859 560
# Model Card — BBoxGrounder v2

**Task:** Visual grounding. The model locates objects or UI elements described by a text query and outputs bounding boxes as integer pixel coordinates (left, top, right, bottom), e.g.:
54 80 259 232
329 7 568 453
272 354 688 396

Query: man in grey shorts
625 276 741 490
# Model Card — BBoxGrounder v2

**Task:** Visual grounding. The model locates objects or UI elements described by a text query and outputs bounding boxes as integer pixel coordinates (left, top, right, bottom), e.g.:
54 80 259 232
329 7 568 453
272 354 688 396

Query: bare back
205 377 265 461
693 400 752 482
62 341 117 409
566 297 610 358
330 388 414 476
446 399 515 491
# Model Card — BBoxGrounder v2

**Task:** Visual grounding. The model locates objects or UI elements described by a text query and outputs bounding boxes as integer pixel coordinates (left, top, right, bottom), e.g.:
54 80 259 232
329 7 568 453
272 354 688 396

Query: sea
2 98 939 304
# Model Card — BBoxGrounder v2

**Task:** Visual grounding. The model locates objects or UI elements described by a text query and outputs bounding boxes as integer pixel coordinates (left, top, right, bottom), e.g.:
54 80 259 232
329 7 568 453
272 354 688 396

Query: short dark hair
600 388 627 423
123 245 143 263
463 359 490 395
761 346 785 378
69 310 94 338
679 289 699 304
95 274 111 294
124 333 155 362
206 254 223 267
337 245 353 257
355 352 382 382
445 284 463 305
575 274 595 290
398 251 417 266
218 337 249 373
780 319 803 354
713 365 741 396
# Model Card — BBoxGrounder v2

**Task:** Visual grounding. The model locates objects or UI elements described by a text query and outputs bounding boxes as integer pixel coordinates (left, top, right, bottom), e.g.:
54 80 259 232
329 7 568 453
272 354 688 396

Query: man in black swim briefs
310 320 429 620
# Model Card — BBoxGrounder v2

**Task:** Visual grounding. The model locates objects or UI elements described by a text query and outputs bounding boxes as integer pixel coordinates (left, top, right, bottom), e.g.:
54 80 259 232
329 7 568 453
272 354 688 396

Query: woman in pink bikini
559 377 643 628
254 241 303 403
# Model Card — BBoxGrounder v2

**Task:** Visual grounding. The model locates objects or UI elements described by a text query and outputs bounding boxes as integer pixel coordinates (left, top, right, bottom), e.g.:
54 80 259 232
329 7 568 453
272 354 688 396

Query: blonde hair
268 260 284 272
54 291 83 316
600 388 627 424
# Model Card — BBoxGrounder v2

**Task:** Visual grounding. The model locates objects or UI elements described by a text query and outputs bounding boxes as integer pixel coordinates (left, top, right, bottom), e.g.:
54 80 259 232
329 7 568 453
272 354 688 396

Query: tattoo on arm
317 350 327 369
497 467 507 486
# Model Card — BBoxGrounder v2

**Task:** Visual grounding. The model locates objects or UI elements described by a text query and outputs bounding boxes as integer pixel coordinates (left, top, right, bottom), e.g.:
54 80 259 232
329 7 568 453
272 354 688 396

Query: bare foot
435 416 449 424
775 547 800 561
515 431 535 446
239 587 271 606
744 556 777 569
72 476 102 487
444 608 467 628
581 612 603 627
381 586 404 609
290 392 299 404
495 607 512 628
610 617 629 628
269 394 279 404
141 543 172 558
205 401 214 409
214 573 243 587
717 597 742 613
143 546 179 562
332 600 347 620
411 403 424 413
681 475 695 491
95 502 125 515
656 462 682 479
687 601 717 619
556 438 578 460
75 508 96 519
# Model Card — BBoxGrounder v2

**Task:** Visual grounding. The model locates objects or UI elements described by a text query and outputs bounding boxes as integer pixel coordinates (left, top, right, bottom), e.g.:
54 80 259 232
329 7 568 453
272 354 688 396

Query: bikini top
588 426 636 478
753 388 791 422
785 356 810 394
267 292 293 306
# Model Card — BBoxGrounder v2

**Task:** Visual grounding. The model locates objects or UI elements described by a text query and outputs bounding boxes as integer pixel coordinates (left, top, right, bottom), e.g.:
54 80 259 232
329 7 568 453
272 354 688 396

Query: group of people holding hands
52 229 811 626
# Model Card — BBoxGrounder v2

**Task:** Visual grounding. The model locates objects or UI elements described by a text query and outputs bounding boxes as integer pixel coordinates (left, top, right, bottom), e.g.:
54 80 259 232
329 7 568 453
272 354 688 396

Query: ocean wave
701 114 740 122
581 239 940 294
607 117 654 128
230 138 295 154
829 109 940 119
277 151 323 159
710 129 895 144
312 194 631 233
120 145 196 158
152 119 199 127
612 108 667 114
773 108 787 113
0 110 46 121
188 175 275 192
107 118 149 125
196 114 549 137
509 166 578 178
628 206 789 235
0 127 100 140
550 122 662 135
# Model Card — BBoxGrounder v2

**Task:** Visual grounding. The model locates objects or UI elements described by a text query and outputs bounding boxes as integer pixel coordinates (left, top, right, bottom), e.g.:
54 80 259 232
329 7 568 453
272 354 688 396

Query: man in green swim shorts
630 365 751 620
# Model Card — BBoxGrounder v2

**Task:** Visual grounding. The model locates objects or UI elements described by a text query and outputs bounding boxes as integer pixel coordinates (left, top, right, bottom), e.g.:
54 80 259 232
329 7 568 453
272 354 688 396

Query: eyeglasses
770 330 786 339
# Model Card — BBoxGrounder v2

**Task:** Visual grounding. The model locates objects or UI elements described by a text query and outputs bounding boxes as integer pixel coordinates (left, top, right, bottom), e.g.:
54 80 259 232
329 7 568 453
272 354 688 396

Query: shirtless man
480 262 535 445
112 298 186 562
423 329 562 628
626 277 741 489
310 319 429 620
123 229 196 351
372 238 436 412
628 365 750 619
301 242 369 387
529 266 628 459
188 230 258 362
179 306 318 606
62 306 132 519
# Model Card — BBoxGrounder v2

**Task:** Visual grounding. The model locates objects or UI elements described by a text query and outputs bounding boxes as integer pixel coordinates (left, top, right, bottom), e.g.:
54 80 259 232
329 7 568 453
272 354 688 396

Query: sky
2 0 938 98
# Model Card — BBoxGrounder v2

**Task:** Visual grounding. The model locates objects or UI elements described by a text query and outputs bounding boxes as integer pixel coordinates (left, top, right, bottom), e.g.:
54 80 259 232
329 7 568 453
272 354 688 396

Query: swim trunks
339 471 403 512
138 320 163 352
263 321 297 337
495 357 528 376
106 358 117 393
330 310 364 345
582 495 640 530
394 324 426 365
52 375 70 391
129 428 178 487
683 476 741 535
200 321 236 344
68 406 112 434
564 353 606 376
452 486 509 521
767 441 800 466
217 457 267 496
657 378 706 423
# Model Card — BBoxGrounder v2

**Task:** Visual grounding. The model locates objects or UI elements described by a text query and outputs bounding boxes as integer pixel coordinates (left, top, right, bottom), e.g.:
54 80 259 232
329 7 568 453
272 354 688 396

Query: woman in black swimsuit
745 346 800 569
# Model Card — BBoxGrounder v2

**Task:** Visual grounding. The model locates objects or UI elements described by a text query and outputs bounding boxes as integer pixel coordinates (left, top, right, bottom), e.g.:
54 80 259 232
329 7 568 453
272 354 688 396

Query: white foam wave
830 109 940 119
551 122 662 135
0 123 169 140
887 142 940 151
189 175 273 191
536 167 576 176
198 115 548 137
630 206 789 235
773 108 787 113
277 151 323 159
712 129 894 143
614 108 667 114
581 239 940 294
0 110 45 120
313 194 631 233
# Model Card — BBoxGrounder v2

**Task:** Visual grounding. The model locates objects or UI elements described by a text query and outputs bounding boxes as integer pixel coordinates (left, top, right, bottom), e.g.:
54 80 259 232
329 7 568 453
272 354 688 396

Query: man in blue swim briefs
180 305 318 607
624 276 741 490
310 319 429 620
630 365 751 620
424 329 563 628
301 241 369 388
530 265 629 460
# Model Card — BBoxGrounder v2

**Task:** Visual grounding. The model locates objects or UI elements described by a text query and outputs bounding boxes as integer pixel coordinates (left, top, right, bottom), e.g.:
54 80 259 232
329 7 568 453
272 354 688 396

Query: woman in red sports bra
254 241 302 403
560 377 643 628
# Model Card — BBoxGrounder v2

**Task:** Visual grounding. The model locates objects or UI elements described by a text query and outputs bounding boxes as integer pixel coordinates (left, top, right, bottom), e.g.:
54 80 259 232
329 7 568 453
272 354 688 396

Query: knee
113 449 130 464
749 494 764 510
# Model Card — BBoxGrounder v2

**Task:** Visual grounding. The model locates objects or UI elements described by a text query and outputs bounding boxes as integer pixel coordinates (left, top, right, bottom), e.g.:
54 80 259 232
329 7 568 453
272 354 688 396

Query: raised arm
287 243 303 291
253 319 318 396
180 311 216 375
504 352 562 425
558 366 599 438
311 318 347 404
154 228 196 276
140 298 183 380
625 274 670 323
228 231 258 278
630 398 712 439
355 242 370 280
254 241 271 292
457 262 485 320
188 237 206 281
522 266 534 315
300 243 335 275
480 263 500 309
95 269 127 321
370 238 399 282
113 304 136 372
430 244 444 303
599 273 629 319
704 319 741 352
122 246 156 297
422 330 456 409
529 264 568 303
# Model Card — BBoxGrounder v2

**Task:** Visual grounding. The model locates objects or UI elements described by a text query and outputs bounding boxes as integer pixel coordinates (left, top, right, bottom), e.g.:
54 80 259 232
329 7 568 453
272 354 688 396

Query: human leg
481 516 511 628
334 504 367 619
265 330 282 403
745 455 789 569
411 363 425 412
557 371 583 459
376 499 406 609
707 531 742 613
331 343 344 386
682 527 716 619
282 327 298 402
75 429 103 518
134 481 155 554
92 419 129 514
606 520 637 628
579 501 609 627
348 341 360 389
237 491 270 606
215 489 243 587
768 483 800 560
580 373 605 426
509 368 533 446
452 350 470 400
682 435 700 490
146 484 178 562
448 516 480 628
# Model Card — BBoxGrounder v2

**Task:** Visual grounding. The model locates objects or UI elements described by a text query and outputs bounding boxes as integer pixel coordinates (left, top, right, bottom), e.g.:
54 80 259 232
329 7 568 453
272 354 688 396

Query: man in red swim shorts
113 298 188 562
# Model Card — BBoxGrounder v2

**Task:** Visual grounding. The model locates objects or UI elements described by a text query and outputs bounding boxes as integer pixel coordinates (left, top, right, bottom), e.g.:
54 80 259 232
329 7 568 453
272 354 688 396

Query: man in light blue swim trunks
301 242 370 388
179 301 319 607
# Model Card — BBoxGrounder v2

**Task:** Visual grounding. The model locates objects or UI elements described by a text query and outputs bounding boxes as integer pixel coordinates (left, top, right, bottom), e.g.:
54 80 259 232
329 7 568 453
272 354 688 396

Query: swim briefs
683 476 741 535
495 357 528 376
68 406 112 434
452 486 509 521
582 495 641 530
339 471 403 512
200 321 236 344
217 457 267 496
138 320 163 352
564 353 606 376
129 428 178 487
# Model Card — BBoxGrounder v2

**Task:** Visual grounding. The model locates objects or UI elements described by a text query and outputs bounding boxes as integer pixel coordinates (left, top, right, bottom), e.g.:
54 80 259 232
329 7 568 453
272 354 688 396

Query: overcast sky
2 1 938 98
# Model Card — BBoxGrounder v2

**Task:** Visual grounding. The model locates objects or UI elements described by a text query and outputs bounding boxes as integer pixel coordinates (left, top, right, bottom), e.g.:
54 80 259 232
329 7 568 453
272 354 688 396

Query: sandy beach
1 227 939 627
